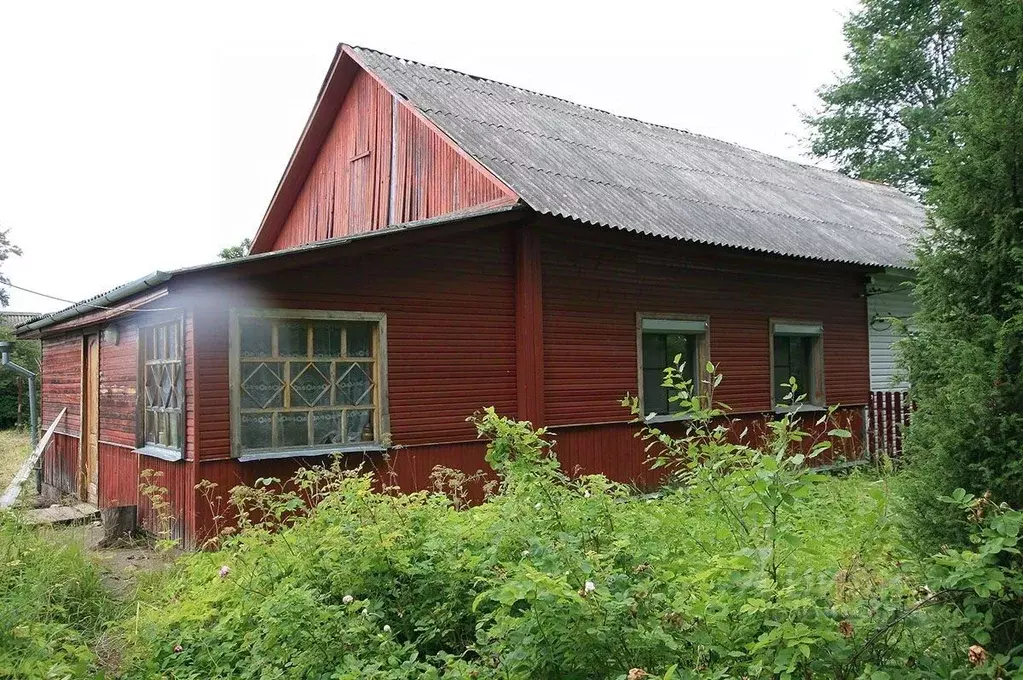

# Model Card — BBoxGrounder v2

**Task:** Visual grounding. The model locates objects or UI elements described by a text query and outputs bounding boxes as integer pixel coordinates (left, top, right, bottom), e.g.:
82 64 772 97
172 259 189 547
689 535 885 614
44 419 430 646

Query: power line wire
2 281 181 314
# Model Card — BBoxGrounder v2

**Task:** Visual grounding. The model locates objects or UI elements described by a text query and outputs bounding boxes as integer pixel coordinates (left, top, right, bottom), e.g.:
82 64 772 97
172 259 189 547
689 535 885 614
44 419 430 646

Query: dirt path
52 524 180 598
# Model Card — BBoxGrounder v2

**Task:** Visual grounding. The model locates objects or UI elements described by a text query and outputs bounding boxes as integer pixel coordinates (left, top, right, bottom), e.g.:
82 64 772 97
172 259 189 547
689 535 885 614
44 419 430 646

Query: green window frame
770 321 825 408
637 315 710 419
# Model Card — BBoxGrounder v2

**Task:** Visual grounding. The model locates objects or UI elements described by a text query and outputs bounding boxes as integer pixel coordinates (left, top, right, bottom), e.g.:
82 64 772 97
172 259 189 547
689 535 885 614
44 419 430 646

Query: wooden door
82 334 99 504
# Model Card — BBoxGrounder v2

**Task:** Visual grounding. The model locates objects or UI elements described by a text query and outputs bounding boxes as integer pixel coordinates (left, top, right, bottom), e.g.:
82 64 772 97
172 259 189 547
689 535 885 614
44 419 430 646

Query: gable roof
341 45 924 268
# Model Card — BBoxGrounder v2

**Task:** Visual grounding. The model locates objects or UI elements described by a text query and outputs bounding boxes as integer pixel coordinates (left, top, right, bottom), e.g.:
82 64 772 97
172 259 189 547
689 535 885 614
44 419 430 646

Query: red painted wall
269 70 512 252
38 311 196 542
41 334 81 437
191 225 518 460
34 216 873 546
539 221 870 424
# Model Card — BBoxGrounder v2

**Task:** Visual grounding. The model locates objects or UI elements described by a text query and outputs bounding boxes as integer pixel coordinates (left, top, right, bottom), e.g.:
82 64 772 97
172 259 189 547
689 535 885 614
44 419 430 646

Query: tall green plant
900 0 1023 548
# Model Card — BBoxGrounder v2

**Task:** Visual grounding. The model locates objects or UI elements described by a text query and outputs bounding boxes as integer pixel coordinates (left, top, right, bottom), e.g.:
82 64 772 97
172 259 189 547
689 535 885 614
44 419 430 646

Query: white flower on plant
219 565 230 578
584 490 591 498
342 594 354 605
521 549 529 557
584 580 596 593
362 608 369 616
383 624 392 633
534 502 542 510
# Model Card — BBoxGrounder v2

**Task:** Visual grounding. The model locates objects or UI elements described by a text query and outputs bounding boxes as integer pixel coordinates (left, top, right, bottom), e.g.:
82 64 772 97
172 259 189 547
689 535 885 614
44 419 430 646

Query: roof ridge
348 44 912 198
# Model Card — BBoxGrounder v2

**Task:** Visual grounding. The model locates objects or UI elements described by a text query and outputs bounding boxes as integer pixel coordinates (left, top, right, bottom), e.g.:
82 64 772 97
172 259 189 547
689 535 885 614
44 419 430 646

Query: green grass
0 428 30 492
0 514 115 678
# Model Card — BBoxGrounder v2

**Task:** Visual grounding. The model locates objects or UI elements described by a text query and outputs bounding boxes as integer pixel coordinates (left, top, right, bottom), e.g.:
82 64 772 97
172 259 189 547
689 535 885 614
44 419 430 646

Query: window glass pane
240 318 273 357
156 325 167 360
240 362 284 409
346 322 373 357
160 364 174 408
278 322 307 357
289 362 332 407
642 332 666 370
241 413 273 450
643 368 668 415
279 412 310 448
313 411 343 446
168 413 180 449
665 334 690 371
167 324 179 360
312 323 343 357
345 409 374 442
158 411 168 446
145 365 160 408
337 362 374 405
145 410 157 444
774 334 816 403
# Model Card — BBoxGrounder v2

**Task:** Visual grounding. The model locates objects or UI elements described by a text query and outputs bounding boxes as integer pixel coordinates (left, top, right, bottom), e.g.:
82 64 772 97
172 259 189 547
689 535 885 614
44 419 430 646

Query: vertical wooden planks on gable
274 70 394 250
270 68 514 253
391 101 509 224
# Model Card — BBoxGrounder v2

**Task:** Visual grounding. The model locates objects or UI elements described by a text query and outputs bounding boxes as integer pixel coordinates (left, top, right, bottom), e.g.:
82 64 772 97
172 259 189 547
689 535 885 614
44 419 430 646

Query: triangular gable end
250 45 519 254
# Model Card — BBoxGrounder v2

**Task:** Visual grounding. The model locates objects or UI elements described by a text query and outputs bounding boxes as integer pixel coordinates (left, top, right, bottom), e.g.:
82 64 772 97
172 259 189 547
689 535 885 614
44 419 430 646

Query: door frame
80 333 100 504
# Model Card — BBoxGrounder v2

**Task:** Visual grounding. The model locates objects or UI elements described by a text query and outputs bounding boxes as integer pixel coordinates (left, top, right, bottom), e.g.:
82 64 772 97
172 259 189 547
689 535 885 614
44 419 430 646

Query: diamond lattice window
142 321 184 451
234 314 382 455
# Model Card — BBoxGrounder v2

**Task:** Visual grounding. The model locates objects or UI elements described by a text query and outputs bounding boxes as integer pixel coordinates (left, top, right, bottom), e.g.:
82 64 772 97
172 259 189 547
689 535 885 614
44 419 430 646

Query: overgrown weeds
0 515 113 678
2 366 1022 678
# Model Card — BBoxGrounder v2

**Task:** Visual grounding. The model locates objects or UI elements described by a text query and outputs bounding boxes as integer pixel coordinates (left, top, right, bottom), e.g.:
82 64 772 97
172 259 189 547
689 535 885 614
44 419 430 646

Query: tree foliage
0 228 23 308
804 0 962 194
0 326 40 429
900 0 1023 547
217 237 251 260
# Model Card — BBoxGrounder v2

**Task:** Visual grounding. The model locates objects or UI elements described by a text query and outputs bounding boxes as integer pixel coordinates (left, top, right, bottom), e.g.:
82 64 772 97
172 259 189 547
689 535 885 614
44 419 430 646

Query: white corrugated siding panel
867 271 916 391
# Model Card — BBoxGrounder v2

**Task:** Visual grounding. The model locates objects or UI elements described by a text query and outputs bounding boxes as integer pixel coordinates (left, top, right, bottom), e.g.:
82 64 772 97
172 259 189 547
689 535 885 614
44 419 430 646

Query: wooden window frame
135 315 186 462
228 309 390 461
636 313 710 423
769 319 826 411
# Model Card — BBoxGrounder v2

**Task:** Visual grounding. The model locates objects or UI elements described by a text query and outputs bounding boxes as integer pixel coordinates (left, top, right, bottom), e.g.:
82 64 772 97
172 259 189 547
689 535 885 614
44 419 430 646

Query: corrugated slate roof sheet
0 312 40 328
353 46 925 268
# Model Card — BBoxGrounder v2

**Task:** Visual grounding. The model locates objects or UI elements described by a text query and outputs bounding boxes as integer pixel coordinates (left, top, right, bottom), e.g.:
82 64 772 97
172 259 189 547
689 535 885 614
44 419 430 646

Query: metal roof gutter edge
16 271 173 336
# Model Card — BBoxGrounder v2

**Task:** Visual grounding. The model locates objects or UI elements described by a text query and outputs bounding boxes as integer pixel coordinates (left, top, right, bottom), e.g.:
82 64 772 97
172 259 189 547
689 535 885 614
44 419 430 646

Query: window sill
773 404 827 415
236 444 387 463
643 413 696 425
135 445 184 462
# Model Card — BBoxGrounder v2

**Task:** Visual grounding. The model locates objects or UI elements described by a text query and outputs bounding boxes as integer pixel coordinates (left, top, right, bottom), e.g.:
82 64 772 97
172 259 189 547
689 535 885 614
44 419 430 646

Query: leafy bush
118 366 1022 679
0 514 112 679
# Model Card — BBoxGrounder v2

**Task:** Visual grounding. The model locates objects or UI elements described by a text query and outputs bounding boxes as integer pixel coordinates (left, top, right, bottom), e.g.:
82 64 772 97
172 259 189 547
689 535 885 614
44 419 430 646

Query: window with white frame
139 320 185 453
771 321 824 407
230 311 388 458
638 316 709 417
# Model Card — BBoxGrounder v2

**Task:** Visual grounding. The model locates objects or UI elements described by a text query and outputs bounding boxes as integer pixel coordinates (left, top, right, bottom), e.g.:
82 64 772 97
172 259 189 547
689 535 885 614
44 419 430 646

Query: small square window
638 316 708 418
771 322 824 407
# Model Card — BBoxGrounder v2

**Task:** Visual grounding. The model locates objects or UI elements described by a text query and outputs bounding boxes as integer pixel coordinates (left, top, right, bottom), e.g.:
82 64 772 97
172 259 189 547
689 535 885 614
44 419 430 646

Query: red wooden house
17 45 924 546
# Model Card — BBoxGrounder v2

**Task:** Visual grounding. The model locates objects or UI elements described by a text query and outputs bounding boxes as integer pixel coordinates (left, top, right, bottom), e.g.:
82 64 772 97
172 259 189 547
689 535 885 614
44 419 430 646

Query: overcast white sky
0 0 858 314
